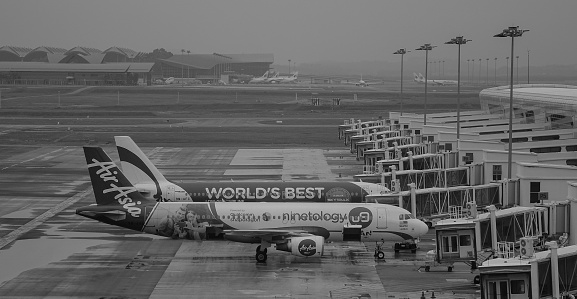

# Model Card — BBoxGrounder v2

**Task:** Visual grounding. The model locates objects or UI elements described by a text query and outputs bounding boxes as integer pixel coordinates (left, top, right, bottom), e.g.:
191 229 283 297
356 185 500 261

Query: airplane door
377 208 388 229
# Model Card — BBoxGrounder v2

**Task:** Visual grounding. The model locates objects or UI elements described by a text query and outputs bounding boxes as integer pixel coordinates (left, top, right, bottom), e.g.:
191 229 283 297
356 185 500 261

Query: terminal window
530 182 541 203
492 165 502 181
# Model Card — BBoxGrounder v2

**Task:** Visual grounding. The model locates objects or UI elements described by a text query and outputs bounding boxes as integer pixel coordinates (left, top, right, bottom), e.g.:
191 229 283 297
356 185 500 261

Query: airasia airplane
76 146 429 262
113 136 390 203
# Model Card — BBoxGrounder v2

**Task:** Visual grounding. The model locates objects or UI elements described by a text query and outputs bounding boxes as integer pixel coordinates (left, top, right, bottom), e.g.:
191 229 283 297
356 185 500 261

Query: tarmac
0 143 481 298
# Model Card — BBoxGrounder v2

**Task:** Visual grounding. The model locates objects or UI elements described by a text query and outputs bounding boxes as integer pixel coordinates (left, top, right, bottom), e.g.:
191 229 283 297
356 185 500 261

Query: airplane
413 73 458 86
344 75 382 87
248 71 270 84
76 146 429 262
264 71 280 83
113 136 390 203
267 72 298 84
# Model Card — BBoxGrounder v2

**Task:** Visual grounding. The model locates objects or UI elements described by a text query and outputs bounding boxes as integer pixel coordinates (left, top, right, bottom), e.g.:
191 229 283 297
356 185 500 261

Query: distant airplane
264 71 280 83
413 73 458 86
248 71 270 84
267 72 298 84
164 77 175 84
76 146 429 262
113 136 389 203
344 75 382 87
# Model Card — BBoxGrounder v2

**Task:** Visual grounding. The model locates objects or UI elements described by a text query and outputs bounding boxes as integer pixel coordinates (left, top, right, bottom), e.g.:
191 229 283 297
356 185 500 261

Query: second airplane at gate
113 136 390 203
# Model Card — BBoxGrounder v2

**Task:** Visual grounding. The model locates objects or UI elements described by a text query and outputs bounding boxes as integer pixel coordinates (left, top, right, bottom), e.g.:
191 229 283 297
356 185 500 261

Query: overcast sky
1 0 576 67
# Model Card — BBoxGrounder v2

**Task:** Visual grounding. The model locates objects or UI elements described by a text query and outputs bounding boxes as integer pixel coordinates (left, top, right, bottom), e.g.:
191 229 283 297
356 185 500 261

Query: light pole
288 59 291 75
494 58 497 85
486 58 489 85
442 60 445 78
494 26 529 180
527 50 530 84
516 55 520 84
394 48 410 116
506 57 509 85
415 43 436 125
445 36 471 142
478 59 482 85
467 59 470 83
472 59 475 85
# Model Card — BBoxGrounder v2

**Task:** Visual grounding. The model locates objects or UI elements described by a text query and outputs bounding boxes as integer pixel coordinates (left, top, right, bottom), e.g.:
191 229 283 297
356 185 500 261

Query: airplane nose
415 220 429 237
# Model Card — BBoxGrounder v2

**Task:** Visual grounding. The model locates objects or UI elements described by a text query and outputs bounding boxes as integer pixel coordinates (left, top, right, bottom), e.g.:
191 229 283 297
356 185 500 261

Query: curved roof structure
159 53 273 70
102 47 139 59
64 46 102 56
24 46 68 63
480 84 577 109
0 46 33 61
479 84 577 129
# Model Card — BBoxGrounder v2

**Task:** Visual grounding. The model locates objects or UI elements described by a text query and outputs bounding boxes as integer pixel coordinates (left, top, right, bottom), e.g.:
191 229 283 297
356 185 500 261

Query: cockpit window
399 214 414 220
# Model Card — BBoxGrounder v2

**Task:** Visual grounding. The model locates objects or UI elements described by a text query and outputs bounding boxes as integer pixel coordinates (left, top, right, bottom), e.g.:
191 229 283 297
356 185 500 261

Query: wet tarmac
0 145 481 298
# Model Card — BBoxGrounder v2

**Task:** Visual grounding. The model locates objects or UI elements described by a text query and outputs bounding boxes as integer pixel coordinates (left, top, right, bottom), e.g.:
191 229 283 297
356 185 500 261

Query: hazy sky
1 0 576 66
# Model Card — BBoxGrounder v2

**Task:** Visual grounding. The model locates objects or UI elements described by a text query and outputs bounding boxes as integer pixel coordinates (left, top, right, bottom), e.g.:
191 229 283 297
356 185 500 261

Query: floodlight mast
415 44 436 125
394 48 410 116
444 36 471 143
494 26 529 180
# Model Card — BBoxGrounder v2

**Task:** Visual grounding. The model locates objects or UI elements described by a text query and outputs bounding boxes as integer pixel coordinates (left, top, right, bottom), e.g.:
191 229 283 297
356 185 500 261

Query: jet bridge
479 243 577 299
366 183 502 221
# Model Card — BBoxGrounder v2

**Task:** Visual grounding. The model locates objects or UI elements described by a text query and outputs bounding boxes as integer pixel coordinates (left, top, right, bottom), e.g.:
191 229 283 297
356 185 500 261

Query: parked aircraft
113 136 389 203
264 71 280 83
76 146 429 262
267 72 298 84
248 71 270 84
413 73 458 86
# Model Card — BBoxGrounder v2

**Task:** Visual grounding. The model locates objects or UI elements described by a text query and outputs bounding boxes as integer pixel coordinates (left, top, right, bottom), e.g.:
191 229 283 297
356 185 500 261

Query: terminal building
0 45 273 85
338 83 577 298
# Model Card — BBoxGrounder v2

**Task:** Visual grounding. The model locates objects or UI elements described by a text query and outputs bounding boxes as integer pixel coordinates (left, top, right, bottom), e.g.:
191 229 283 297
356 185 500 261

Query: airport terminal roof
159 53 274 69
480 84 577 106
0 46 34 58
0 62 154 73
102 47 140 59
1 45 141 64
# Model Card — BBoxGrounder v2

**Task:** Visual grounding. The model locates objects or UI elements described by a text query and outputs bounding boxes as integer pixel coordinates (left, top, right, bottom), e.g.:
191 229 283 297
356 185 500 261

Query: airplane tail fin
261 71 269 78
83 146 149 207
79 146 152 229
413 73 419 81
292 71 298 77
114 136 168 185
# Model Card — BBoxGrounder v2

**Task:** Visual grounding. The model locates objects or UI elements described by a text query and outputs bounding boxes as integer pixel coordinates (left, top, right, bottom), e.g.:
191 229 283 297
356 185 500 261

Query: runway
0 143 481 298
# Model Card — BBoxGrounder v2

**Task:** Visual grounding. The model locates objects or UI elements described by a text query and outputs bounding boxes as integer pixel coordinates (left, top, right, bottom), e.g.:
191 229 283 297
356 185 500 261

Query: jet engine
276 235 324 257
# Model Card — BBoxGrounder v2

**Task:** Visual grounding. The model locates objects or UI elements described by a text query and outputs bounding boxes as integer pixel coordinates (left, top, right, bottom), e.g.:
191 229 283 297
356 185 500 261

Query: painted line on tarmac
1 147 66 171
0 187 92 250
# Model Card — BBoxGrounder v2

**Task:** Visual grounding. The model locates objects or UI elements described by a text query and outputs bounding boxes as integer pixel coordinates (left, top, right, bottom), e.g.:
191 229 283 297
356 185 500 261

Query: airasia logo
348 207 373 228
298 239 317 256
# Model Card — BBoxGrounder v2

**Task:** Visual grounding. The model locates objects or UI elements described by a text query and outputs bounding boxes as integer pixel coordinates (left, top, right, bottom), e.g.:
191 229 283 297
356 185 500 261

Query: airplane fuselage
172 181 384 203
96 202 427 243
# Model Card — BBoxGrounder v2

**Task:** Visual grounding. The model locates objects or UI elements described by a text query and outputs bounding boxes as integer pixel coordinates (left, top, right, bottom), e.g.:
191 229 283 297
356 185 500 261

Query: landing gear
255 245 268 263
374 240 386 260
